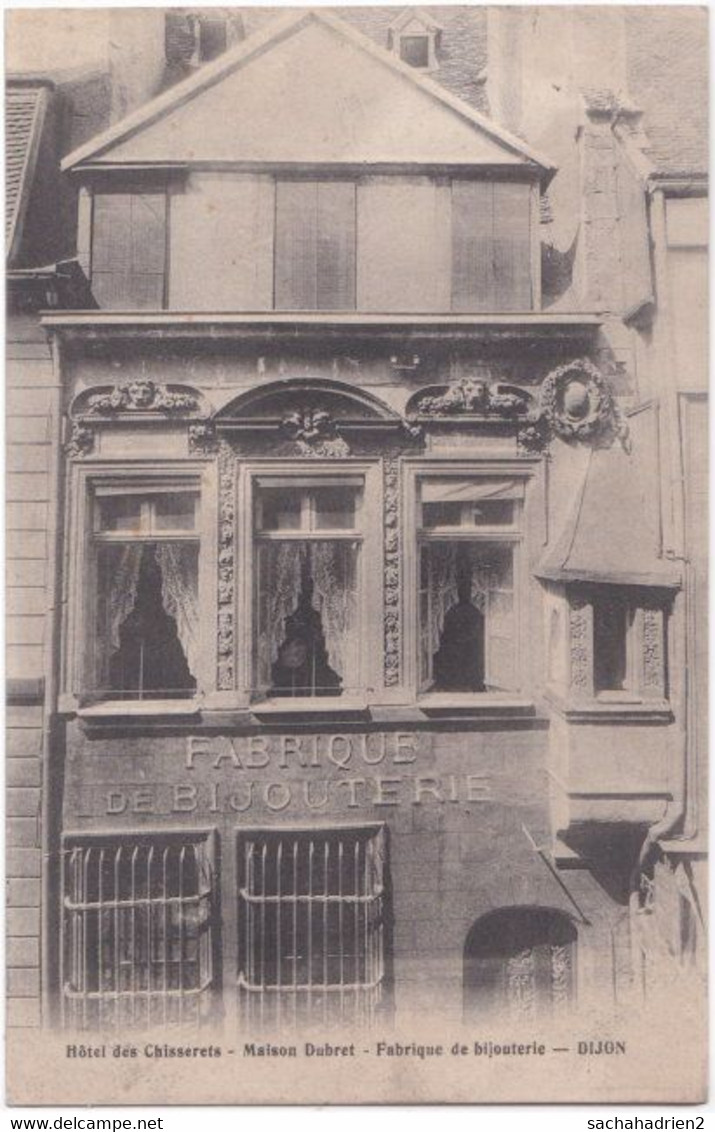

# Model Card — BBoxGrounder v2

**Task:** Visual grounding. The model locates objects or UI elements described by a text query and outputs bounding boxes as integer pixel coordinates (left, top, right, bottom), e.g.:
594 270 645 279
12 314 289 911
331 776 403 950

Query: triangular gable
62 9 556 174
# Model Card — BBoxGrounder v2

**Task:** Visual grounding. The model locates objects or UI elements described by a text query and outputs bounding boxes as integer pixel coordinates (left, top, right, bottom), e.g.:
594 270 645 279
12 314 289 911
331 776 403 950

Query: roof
61 8 556 175
625 6 708 178
163 6 489 114
6 81 51 264
537 443 680 589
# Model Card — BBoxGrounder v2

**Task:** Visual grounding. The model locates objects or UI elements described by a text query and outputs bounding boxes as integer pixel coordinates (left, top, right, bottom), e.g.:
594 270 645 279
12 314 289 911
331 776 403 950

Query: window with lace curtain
252 478 363 700
416 476 523 695
87 483 200 702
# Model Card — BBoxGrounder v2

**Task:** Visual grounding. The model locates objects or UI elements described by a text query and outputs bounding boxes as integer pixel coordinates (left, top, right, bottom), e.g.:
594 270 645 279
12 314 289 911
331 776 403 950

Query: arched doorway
463 907 577 1021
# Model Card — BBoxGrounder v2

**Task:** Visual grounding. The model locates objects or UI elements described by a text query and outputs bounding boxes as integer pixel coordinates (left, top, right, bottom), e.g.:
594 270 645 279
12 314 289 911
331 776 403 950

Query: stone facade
4 8 707 1085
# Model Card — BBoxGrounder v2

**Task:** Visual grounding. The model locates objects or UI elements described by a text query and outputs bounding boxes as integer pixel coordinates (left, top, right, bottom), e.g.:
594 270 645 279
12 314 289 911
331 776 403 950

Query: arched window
464 908 577 1021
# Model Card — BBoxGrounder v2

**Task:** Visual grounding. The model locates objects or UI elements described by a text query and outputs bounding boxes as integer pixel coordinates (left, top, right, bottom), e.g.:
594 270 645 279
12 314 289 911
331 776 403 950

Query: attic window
388 12 440 71
400 35 430 68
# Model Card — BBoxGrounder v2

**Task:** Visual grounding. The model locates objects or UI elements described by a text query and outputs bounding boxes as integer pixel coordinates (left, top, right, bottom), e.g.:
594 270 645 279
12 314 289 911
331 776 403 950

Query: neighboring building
5 6 707 1037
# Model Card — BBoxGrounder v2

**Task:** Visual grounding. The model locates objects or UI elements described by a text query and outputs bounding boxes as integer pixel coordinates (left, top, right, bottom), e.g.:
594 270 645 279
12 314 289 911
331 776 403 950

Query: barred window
62 832 217 1030
237 826 388 1031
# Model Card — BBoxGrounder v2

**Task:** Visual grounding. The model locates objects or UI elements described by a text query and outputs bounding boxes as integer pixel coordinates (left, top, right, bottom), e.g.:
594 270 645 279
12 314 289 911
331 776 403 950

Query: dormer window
388 10 441 71
400 35 430 69
165 9 243 69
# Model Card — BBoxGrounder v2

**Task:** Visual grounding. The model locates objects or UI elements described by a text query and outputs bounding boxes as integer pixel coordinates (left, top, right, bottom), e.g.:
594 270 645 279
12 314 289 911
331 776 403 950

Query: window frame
551 583 672 714
403 460 536 708
236 460 383 711
63 461 215 716
60 827 219 1031
235 822 389 1031
273 178 358 313
87 184 171 312
449 177 541 314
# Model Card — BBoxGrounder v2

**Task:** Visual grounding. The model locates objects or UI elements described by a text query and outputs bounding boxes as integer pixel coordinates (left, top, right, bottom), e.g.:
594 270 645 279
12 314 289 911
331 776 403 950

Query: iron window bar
237 826 387 1032
61 831 217 1031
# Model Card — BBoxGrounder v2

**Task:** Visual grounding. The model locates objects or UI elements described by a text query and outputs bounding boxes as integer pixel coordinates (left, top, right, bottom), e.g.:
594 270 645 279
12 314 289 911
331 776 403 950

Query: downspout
40 327 66 1026
628 187 693 967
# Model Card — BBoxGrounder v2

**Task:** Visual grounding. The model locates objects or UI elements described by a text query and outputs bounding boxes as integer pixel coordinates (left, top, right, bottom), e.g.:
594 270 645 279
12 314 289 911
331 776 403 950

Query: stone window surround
545 582 672 722
61 460 216 718
61 455 546 723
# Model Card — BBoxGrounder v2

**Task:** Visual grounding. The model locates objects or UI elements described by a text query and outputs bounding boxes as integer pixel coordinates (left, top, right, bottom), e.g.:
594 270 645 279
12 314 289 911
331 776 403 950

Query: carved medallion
539 359 630 449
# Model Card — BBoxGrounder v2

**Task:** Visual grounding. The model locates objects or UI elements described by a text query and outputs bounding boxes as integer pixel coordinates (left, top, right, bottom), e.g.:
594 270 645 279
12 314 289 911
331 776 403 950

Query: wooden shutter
92 192 166 310
493 182 532 312
275 181 355 310
316 182 356 310
451 180 493 311
274 181 318 310
451 180 532 312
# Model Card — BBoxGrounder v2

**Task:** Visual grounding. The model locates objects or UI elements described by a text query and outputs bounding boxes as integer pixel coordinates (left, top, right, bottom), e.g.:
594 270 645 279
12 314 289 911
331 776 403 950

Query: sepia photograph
4 2 709 1106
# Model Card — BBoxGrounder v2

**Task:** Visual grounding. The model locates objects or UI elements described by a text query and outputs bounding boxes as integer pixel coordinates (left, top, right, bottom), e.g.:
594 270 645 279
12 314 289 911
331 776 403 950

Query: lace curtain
425 543 512 652
256 540 360 691
154 544 199 679
96 543 198 689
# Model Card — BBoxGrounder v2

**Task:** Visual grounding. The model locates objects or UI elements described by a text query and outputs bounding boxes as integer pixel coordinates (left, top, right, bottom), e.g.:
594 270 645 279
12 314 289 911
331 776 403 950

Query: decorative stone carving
82 380 202 417
216 441 236 690
66 421 95 459
539 359 630 450
280 407 350 457
568 597 592 690
642 607 665 692
383 455 401 687
411 378 533 419
188 422 218 455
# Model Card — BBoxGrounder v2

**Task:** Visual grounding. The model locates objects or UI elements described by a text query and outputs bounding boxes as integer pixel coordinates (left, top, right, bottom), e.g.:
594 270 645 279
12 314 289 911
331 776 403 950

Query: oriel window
253 478 363 699
417 477 523 694
237 827 389 1031
89 484 200 701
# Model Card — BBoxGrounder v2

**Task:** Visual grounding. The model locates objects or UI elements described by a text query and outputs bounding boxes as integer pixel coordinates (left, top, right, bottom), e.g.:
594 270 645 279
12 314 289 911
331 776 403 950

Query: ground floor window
61 832 216 1030
464 907 577 1021
237 826 388 1030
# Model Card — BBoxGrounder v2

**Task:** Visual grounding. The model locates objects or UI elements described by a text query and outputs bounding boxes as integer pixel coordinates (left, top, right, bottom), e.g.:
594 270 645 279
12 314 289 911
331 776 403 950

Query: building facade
6 6 707 1042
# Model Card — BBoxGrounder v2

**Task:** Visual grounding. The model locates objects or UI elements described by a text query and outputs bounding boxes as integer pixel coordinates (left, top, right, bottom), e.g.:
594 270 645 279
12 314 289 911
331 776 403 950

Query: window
451 180 534 312
91 192 167 310
237 827 388 1030
417 477 523 695
253 478 363 699
400 34 430 67
388 12 440 70
464 908 577 1021
274 181 356 311
87 483 200 702
62 832 217 1030
593 593 633 694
